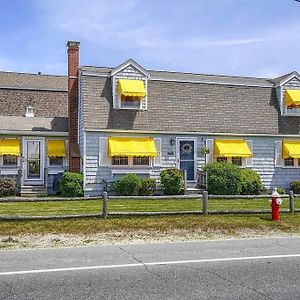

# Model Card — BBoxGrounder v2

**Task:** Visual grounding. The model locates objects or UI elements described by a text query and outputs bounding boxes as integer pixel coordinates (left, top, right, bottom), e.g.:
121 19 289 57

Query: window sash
49 157 64 166
111 156 151 166
3 155 18 166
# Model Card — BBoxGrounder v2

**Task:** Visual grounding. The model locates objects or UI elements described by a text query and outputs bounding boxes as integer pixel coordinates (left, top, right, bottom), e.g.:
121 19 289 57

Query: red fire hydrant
270 188 282 221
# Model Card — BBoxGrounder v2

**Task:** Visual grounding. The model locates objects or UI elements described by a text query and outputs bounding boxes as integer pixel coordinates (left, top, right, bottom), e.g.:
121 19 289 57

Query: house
1 40 300 196
0 71 68 195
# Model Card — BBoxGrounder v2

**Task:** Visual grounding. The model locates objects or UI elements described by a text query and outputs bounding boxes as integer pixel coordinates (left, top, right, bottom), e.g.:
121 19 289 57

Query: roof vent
25 106 34 118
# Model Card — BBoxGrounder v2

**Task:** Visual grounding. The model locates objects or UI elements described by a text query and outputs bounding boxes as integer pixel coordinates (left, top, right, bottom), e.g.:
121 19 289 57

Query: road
1 237 300 299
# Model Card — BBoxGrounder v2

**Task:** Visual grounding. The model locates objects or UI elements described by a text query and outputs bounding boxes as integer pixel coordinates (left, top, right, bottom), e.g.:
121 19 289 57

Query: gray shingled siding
83 131 300 196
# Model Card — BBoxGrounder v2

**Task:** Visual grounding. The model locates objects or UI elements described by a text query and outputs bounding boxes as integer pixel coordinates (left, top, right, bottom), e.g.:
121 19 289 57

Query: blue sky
1 0 300 77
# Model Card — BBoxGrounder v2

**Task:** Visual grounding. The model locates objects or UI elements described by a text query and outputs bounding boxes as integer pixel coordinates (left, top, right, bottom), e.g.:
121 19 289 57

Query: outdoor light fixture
170 137 175 146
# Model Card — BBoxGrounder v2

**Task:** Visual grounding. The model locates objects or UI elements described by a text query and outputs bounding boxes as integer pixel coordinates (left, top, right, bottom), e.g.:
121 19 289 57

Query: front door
23 138 44 185
177 139 196 181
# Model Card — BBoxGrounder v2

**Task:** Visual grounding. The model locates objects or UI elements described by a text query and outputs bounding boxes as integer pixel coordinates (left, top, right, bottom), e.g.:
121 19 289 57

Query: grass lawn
0 213 300 237
0 197 299 216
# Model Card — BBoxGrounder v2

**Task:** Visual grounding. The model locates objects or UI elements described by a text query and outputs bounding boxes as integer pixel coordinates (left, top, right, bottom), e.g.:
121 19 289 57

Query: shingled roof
0 71 68 133
80 66 300 135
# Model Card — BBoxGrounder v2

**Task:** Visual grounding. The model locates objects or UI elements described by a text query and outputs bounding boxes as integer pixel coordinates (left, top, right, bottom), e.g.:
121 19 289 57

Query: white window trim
0 155 20 168
110 156 153 168
118 95 145 110
282 157 300 168
47 156 66 168
215 156 246 168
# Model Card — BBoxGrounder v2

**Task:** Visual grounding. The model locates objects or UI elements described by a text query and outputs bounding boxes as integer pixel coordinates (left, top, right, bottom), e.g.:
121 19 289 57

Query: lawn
0 213 300 237
0 197 299 216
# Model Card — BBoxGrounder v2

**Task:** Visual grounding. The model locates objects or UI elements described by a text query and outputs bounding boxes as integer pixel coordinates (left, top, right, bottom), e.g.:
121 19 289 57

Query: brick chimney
67 41 80 172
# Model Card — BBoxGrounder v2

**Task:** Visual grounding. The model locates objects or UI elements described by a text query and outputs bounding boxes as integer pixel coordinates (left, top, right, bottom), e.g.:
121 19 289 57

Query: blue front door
179 140 195 181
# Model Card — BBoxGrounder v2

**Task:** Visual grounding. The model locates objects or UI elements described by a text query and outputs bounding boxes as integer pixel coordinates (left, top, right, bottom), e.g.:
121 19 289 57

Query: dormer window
25 106 34 118
117 79 147 110
111 59 150 110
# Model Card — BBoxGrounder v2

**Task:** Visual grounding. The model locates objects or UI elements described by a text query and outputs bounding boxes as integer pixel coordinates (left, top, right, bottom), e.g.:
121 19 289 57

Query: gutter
0 130 68 137
85 128 300 138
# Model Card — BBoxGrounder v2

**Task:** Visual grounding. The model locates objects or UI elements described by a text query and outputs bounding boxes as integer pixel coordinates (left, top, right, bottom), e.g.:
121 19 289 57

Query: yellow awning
118 79 147 97
214 140 252 158
0 139 20 156
48 140 66 157
282 141 300 159
108 137 158 157
285 90 300 107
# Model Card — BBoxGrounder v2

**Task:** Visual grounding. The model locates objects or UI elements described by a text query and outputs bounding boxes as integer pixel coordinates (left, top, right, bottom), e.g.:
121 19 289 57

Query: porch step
20 186 48 197
186 187 203 195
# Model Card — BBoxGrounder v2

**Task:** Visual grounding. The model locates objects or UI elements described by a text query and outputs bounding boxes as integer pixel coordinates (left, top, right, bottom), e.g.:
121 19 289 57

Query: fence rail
0 192 299 221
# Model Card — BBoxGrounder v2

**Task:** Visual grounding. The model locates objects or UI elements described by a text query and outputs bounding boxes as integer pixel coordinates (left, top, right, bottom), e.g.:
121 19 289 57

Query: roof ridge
80 65 271 81
0 70 67 78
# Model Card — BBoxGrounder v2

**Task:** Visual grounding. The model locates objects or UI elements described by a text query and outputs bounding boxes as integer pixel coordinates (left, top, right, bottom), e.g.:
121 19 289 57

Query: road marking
1 254 300 276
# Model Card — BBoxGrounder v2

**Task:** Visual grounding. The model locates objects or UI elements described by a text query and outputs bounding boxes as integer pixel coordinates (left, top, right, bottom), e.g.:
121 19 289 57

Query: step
186 187 203 195
20 186 48 197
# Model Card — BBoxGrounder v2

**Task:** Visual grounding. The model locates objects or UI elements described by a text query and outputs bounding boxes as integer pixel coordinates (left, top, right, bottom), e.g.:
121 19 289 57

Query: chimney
67 41 80 172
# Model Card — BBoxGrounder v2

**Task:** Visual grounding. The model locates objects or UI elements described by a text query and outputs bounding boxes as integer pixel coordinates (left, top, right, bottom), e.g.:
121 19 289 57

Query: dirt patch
1 229 299 250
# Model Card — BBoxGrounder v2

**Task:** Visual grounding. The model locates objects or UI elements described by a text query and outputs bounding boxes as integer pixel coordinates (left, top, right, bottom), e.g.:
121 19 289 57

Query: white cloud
34 0 300 77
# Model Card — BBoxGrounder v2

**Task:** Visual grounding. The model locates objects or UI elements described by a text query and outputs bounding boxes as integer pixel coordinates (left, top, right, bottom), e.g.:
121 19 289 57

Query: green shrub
290 180 300 193
113 174 142 196
276 187 285 195
203 162 242 195
160 168 184 195
240 169 263 195
260 186 269 195
60 172 83 197
139 178 156 196
0 178 16 197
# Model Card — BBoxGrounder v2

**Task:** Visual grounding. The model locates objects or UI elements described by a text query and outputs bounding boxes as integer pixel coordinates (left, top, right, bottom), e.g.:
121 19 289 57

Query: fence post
289 191 295 214
184 170 187 195
203 191 208 215
102 192 108 219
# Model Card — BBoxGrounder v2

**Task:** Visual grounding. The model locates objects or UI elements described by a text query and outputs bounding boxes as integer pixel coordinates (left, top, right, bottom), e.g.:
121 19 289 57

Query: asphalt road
1 237 300 299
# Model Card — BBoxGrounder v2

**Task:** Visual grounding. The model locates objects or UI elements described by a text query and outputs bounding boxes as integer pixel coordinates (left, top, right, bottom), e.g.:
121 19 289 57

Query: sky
1 0 300 78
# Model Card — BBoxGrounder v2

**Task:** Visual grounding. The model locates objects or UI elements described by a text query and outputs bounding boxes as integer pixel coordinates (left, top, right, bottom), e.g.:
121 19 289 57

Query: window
217 157 227 163
232 157 242 166
120 95 141 109
216 156 244 166
111 156 151 166
49 157 64 166
133 156 150 166
112 156 128 166
3 155 18 166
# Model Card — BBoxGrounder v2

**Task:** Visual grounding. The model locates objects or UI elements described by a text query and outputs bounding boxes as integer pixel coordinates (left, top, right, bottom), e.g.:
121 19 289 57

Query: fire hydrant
270 188 282 221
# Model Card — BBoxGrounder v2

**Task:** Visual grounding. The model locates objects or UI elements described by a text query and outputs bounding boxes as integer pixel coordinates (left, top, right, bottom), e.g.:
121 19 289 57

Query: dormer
274 71 300 116
111 59 150 110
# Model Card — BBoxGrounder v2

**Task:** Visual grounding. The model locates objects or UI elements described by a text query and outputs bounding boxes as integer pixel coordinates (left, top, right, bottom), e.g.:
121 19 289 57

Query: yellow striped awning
48 140 66 157
214 140 252 158
282 141 300 159
108 137 158 157
285 90 300 107
118 79 147 98
0 139 20 156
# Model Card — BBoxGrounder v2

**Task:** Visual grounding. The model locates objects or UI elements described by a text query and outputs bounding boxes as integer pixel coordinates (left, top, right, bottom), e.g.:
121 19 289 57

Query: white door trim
22 137 45 185
176 137 197 182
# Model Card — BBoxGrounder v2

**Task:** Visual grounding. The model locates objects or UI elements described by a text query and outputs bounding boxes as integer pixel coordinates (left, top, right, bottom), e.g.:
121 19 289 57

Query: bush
276 187 285 195
0 178 16 197
160 168 184 195
139 178 156 196
290 180 300 194
60 172 83 197
203 162 242 195
240 169 263 195
113 174 142 196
